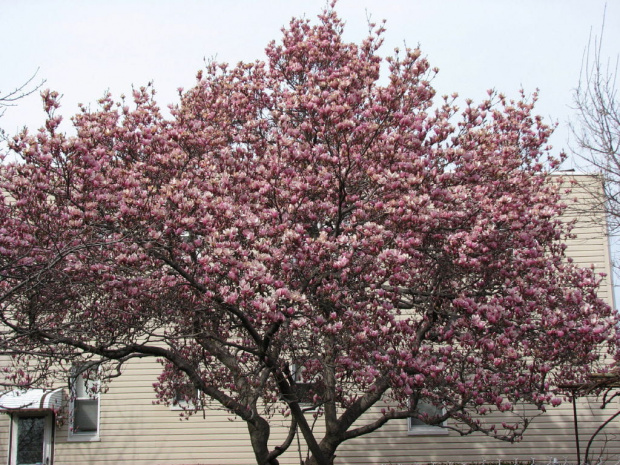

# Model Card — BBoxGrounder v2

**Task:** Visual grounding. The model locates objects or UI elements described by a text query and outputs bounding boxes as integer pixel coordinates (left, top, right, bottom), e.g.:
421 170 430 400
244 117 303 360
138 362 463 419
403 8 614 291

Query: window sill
407 426 449 436
67 433 100 442
170 405 194 411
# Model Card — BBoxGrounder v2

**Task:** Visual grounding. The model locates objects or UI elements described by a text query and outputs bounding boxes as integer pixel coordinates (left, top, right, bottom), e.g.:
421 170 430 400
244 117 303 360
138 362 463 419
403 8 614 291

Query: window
170 383 200 411
10 413 54 465
408 399 449 436
68 366 100 441
281 363 321 410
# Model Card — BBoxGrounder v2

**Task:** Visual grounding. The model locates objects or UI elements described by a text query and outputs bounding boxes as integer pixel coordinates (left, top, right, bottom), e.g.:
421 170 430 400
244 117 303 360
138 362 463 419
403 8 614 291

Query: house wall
2 359 618 465
1 174 618 465
561 174 614 302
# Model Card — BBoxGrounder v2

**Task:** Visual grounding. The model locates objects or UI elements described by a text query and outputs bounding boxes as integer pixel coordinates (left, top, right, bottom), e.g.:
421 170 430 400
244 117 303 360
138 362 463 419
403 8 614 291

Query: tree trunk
247 418 280 465
304 451 336 465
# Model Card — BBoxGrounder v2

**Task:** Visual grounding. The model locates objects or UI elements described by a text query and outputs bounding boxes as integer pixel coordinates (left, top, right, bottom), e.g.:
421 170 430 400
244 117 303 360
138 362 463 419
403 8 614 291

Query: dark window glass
16 416 44 465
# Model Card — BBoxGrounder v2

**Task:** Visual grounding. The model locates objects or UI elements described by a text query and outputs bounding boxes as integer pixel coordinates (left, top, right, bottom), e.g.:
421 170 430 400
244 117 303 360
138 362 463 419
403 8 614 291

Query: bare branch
0 69 46 117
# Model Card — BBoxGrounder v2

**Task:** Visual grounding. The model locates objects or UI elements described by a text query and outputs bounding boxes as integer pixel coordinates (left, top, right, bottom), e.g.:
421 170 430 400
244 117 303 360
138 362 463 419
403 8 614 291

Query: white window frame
9 412 54 465
68 366 100 442
407 399 449 436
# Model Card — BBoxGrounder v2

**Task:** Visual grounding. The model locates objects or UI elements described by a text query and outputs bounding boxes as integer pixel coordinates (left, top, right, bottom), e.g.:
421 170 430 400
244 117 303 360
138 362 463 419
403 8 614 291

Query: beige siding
2 174 618 465
39 359 620 465
562 174 614 303
52 360 259 464
0 415 8 464
338 397 620 464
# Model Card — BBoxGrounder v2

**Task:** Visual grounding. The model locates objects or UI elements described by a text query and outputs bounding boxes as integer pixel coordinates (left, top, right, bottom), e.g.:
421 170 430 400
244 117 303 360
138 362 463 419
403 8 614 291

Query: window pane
74 373 96 398
74 376 86 398
174 384 195 405
410 400 442 426
74 399 98 433
17 416 45 465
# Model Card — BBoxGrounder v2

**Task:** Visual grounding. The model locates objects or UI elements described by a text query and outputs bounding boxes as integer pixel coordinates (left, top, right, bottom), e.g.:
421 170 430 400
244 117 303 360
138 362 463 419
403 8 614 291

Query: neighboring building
0 174 618 465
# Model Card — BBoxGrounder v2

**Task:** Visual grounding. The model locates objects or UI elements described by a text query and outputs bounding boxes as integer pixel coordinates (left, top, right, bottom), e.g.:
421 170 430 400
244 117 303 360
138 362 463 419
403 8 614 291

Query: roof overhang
0 388 63 412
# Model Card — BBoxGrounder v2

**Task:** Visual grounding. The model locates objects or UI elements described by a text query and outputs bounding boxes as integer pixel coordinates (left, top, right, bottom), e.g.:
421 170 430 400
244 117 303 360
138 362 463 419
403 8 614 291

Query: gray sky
1 0 619 163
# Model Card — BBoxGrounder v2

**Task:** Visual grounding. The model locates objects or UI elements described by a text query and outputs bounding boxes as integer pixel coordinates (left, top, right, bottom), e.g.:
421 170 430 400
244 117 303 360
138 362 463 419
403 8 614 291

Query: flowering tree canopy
0 7 616 465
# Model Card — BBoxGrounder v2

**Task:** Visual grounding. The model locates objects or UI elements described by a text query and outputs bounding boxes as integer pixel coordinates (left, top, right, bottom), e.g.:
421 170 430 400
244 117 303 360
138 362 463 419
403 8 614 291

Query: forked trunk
248 418 280 465
304 452 336 465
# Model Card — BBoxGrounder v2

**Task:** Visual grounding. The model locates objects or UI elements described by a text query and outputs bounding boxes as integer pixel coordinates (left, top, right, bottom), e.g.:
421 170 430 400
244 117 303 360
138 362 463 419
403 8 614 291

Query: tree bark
247 417 279 465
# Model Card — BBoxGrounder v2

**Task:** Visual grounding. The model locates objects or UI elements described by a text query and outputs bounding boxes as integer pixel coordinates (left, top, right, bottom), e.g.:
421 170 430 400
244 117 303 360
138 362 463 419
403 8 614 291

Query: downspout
572 392 581 465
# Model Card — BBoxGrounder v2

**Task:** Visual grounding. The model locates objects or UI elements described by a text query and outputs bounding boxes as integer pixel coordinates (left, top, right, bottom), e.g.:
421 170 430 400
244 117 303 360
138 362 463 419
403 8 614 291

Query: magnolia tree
0 8 616 465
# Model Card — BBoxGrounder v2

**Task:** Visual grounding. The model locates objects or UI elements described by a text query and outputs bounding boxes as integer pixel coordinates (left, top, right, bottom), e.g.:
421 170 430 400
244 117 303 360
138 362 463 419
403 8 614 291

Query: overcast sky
1 0 619 165
2 1 620 298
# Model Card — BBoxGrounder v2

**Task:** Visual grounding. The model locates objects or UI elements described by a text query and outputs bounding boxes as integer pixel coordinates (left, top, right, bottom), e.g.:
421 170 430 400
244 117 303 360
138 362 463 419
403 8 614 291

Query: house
0 174 618 465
